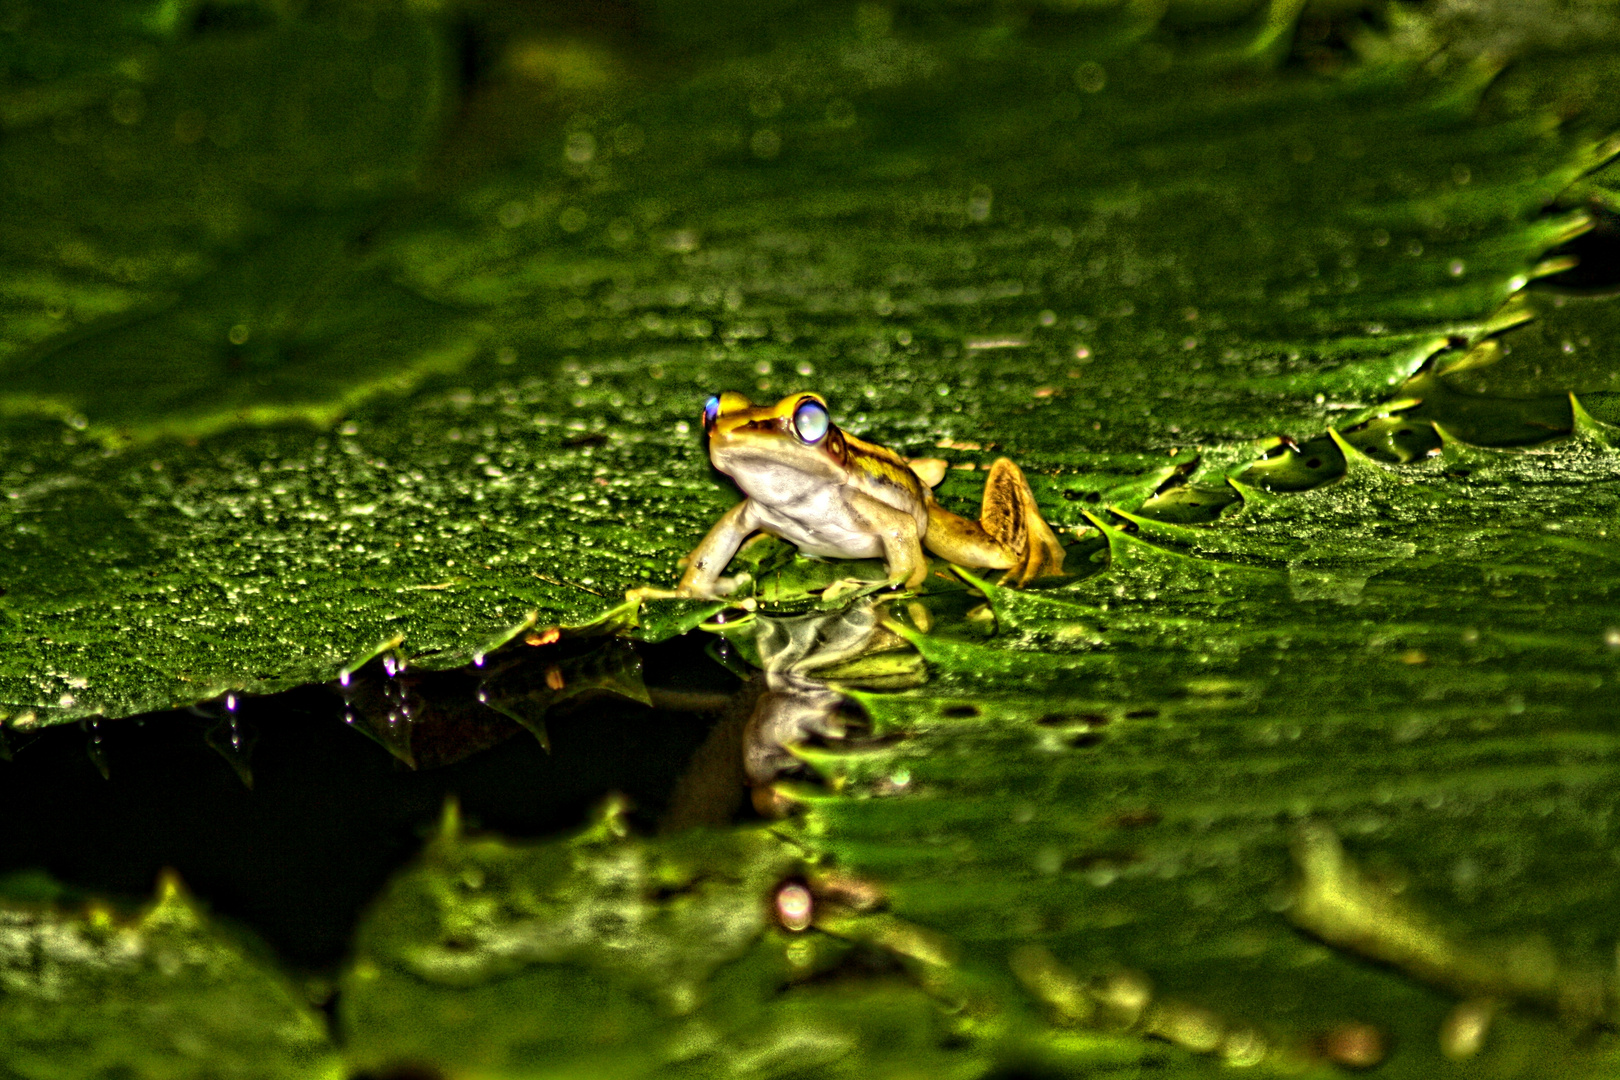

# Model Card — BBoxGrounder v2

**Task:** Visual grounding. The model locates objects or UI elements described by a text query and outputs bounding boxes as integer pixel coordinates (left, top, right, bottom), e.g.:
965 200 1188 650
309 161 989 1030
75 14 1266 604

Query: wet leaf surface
2 0 1616 723
787 440 1620 1076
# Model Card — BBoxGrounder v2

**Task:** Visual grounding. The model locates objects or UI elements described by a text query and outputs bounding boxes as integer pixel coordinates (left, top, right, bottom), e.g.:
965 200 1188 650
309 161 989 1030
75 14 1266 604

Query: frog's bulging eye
702 395 720 429
792 398 829 444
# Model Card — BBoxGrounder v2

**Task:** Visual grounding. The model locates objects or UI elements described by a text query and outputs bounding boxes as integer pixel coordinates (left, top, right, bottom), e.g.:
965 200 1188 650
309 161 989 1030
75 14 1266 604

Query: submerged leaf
0 873 338 1079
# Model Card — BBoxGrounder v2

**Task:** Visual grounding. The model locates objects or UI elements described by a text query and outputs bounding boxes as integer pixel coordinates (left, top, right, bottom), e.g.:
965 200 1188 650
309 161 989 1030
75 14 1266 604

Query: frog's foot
924 457 1066 587
886 559 929 593
673 573 748 599
627 585 683 602
986 458 1067 586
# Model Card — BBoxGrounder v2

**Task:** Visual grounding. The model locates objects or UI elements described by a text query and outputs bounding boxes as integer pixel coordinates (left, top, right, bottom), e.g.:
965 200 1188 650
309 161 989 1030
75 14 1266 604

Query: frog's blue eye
702 395 720 429
792 398 829 444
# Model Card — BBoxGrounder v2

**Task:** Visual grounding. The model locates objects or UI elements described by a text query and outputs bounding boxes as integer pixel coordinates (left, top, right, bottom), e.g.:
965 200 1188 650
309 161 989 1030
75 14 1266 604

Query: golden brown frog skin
676 391 1066 598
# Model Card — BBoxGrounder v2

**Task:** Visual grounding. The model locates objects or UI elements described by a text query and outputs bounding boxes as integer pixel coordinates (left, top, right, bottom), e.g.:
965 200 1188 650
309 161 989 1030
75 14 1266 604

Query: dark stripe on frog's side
841 430 928 502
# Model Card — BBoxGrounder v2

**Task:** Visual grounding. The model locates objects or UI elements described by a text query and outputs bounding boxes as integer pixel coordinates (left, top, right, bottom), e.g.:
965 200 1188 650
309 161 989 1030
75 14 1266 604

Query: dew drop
750 128 781 159
1440 1000 1492 1060
564 131 596 164
775 883 813 931
497 201 527 228
84 719 109 780
1322 1022 1387 1068
967 184 993 223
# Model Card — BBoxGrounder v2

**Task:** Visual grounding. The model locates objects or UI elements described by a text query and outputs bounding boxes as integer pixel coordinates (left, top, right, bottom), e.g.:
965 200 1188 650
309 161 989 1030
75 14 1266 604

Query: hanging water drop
205 714 257 790
84 718 110 779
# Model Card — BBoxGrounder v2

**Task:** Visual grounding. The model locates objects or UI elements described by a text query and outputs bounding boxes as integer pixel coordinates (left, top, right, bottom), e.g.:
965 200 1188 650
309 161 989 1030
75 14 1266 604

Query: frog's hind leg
924 457 1066 586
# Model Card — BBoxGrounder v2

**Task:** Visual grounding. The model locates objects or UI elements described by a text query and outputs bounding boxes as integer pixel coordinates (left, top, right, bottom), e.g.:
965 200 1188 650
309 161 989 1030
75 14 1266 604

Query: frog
676 391 1067 598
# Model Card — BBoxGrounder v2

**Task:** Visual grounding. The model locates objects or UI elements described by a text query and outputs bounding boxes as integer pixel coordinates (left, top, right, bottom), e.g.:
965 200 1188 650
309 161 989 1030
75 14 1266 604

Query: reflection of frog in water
664 600 923 826
677 392 1066 598
740 601 920 812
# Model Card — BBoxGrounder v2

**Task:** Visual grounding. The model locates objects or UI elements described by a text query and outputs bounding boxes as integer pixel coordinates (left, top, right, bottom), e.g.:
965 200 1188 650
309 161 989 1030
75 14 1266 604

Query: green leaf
0 0 447 404
783 433 1620 1075
6 7 1620 1071
341 800 1140 1079
4 3 1618 723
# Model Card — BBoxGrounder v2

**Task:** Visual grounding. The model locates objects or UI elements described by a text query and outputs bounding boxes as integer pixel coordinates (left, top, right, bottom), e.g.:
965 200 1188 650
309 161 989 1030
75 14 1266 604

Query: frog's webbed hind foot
924 457 1066 587
980 457 1066 586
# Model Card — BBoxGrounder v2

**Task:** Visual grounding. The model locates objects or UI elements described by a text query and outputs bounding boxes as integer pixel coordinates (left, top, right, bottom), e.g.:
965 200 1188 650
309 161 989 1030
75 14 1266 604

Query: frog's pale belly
751 490 888 560
724 446 900 560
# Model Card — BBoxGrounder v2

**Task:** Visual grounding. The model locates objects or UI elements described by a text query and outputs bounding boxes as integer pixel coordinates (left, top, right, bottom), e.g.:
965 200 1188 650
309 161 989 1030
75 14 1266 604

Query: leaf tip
1224 475 1276 508
1570 392 1619 448
1326 427 1388 479
142 868 202 931
436 795 462 842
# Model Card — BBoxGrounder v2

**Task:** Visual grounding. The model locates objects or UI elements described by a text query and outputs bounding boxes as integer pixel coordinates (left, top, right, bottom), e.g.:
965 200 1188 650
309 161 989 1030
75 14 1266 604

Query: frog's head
701 391 847 497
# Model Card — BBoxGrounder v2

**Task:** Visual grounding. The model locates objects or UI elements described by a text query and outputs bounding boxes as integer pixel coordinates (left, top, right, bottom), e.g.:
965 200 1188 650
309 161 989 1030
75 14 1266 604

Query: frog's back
841 431 931 516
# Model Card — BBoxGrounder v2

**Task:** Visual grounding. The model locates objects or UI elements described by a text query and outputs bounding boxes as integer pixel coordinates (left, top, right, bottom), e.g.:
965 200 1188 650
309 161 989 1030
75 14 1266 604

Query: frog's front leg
677 500 760 597
845 490 929 590
923 457 1066 586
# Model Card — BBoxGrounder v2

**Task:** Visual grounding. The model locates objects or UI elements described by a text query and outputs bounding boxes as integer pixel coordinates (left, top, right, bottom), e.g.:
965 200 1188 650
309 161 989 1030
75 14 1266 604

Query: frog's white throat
714 446 842 507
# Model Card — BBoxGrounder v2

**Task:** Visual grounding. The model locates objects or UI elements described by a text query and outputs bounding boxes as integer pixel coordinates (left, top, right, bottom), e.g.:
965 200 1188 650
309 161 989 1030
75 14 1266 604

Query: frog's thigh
846 490 928 589
677 499 760 596
924 505 1015 569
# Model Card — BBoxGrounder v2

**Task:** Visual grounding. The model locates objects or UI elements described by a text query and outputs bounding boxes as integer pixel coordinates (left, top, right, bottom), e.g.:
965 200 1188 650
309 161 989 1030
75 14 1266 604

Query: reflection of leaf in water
476 637 652 753
335 634 658 766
